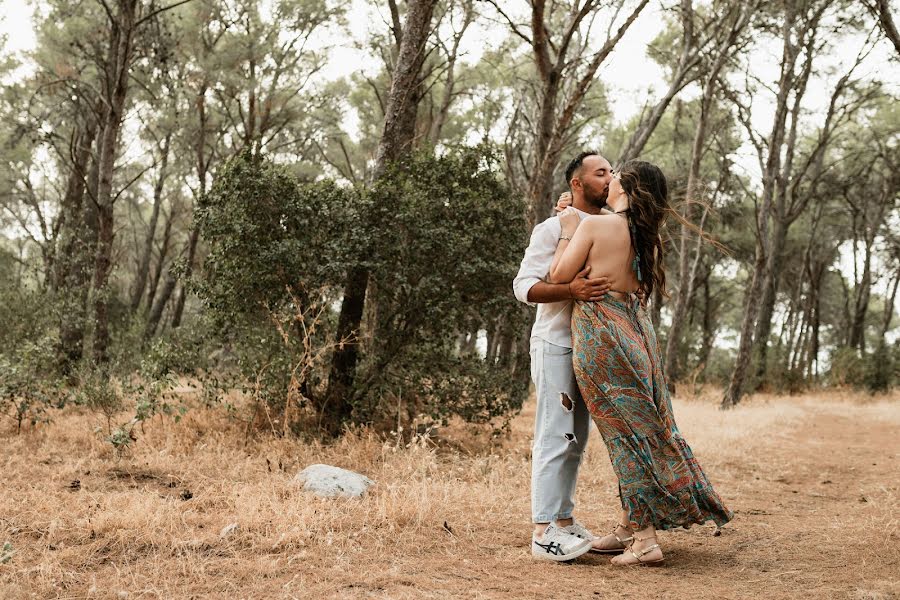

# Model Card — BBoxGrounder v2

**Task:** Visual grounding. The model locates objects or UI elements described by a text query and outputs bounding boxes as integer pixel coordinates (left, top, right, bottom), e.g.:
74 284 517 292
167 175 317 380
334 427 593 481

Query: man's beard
583 186 609 209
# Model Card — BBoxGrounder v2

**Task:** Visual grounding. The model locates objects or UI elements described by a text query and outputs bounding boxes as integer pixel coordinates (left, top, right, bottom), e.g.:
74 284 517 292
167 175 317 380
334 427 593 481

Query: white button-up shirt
512 207 589 349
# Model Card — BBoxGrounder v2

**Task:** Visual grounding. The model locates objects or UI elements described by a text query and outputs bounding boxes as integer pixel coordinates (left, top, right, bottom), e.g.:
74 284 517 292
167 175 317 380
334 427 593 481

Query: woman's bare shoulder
581 214 626 231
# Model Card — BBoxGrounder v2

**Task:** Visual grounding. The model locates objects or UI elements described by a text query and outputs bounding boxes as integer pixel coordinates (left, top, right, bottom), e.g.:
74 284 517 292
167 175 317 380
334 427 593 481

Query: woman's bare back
580 214 639 295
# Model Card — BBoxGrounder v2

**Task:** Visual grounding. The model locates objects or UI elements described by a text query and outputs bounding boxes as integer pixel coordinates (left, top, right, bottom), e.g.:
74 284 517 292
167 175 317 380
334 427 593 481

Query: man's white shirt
512 207 589 349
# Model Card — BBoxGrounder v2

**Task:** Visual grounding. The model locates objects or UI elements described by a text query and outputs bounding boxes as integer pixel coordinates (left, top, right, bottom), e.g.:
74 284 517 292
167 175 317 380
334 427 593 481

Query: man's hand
567 266 609 301
554 191 573 213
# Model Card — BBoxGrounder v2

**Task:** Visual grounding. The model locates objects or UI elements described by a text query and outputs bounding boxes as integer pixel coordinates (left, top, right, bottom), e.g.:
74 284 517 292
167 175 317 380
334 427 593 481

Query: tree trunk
91 0 139 365
663 28 738 380
870 0 900 56
145 269 177 340
324 0 437 429
171 226 200 328
697 269 714 371
522 0 649 228
130 132 172 312
880 267 900 340
145 206 173 314
849 238 874 352
53 118 99 374
722 8 803 409
750 216 788 386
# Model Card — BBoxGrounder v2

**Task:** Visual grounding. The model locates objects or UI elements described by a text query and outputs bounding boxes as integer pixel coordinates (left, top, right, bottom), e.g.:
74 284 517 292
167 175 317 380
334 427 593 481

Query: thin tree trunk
324 0 438 429
131 132 172 312
722 7 804 408
880 267 900 339
170 226 200 328
146 269 177 340
145 206 173 314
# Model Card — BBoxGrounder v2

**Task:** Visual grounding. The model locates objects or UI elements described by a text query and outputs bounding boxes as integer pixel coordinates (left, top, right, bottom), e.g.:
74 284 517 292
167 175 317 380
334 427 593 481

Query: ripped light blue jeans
529 339 591 523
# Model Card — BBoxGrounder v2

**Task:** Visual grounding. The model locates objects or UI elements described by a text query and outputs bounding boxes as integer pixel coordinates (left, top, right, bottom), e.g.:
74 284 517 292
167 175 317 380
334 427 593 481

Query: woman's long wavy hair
616 160 669 300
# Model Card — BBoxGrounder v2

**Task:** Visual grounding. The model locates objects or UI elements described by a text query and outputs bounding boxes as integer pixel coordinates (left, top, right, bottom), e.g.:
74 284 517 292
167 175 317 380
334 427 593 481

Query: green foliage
195 145 530 432
70 368 123 424
355 146 530 423
828 344 897 393
0 282 63 432
194 149 355 324
0 541 14 564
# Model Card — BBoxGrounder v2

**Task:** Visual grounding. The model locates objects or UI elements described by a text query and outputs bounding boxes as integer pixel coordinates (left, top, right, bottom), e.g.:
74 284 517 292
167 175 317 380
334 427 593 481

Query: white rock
294 464 375 498
220 522 239 538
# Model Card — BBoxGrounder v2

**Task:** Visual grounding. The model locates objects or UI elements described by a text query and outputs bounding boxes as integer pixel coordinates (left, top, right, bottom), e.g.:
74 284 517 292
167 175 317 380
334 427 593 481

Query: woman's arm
549 216 594 284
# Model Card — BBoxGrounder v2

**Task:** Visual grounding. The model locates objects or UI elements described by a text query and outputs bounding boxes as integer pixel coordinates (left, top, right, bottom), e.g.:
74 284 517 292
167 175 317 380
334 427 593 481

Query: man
513 151 614 561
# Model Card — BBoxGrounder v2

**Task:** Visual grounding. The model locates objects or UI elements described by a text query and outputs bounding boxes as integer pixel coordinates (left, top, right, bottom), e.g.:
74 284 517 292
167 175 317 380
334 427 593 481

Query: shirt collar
572 206 590 218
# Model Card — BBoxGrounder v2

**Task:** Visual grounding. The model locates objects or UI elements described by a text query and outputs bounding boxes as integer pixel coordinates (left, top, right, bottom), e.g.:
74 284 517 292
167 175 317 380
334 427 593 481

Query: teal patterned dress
572 294 733 531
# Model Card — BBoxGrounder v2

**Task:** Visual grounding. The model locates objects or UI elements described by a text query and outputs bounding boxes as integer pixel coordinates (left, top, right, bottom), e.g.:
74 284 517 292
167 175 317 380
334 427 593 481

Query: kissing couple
513 152 733 566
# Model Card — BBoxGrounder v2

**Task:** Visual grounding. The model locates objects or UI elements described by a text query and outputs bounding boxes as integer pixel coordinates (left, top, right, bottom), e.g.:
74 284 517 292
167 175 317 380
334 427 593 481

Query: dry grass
1 387 898 599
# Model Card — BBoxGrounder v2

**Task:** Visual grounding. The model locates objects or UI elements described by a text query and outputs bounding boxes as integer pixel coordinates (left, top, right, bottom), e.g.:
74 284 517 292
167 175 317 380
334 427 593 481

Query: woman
548 160 733 566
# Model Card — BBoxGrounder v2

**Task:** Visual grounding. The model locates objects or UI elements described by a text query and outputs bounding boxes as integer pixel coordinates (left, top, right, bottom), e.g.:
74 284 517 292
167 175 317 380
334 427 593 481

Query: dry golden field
1 387 898 599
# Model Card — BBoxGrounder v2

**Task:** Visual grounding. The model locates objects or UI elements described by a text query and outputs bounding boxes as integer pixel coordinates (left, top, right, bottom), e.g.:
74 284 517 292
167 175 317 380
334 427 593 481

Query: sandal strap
611 522 634 545
629 543 661 563
613 532 634 544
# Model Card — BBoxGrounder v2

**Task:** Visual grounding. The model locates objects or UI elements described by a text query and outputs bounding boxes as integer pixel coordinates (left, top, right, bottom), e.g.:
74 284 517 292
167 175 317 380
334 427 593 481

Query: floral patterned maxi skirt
572 295 733 531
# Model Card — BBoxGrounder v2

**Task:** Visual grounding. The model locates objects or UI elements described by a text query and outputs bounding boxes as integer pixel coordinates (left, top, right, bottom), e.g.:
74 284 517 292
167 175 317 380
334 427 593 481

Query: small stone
293 464 375 498
220 523 239 538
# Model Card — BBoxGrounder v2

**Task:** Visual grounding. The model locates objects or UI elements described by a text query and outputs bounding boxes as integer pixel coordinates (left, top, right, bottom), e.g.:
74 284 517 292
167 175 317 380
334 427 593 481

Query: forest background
1 0 899 443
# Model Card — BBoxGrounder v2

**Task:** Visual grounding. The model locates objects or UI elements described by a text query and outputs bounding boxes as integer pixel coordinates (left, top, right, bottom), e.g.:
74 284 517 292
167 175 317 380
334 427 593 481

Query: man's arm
528 267 608 302
513 221 608 304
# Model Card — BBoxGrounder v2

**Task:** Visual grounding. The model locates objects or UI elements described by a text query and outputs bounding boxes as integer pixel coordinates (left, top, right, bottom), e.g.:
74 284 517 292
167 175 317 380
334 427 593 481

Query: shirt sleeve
513 219 559 307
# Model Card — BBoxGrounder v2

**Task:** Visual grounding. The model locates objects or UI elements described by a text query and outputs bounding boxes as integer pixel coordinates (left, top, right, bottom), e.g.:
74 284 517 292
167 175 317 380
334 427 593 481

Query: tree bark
662 1 753 379
722 6 804 408
324 0 437 428
171 226 200 328
145 205 173 314
868 0 900 56
53 118 99 374
91 0 139 365
130 132 172 312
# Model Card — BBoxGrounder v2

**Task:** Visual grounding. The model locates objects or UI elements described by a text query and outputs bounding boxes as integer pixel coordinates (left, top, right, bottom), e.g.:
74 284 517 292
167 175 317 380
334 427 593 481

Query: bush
194 146 531 435
0 284 63 432
353 146 531 424
828 344 896 393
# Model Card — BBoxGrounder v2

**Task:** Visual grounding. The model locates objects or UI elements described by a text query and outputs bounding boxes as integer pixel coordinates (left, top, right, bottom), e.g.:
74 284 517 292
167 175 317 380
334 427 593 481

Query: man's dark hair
565 151 600 186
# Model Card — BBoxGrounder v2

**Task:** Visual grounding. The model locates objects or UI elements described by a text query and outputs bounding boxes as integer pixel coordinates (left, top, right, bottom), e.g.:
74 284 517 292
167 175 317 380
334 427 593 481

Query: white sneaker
531 523 592 562
563 521 600 552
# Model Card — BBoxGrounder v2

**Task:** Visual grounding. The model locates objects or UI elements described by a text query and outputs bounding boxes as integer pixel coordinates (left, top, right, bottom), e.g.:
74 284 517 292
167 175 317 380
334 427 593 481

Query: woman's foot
591 522 633 554
610 531 664 566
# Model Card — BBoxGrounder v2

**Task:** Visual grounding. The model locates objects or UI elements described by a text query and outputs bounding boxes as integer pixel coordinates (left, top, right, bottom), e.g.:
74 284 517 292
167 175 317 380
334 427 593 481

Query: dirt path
522 404 899 600
1 393 897 599
334 398 899 600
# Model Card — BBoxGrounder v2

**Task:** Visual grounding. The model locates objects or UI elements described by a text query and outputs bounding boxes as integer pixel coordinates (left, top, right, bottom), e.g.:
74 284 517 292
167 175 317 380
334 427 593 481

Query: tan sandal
591 522 634 554
612 533 664 566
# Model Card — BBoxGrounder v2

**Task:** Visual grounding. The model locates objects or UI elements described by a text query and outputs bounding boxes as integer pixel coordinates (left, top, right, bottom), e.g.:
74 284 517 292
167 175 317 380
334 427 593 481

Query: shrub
194 146 531 435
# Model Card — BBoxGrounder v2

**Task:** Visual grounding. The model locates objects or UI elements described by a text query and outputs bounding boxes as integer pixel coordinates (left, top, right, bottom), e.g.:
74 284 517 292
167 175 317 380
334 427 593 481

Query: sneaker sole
531 539 592 562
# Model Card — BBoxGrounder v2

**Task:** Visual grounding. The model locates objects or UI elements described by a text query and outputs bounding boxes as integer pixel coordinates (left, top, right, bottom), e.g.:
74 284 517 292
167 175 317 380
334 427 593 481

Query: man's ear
570 178 582 192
